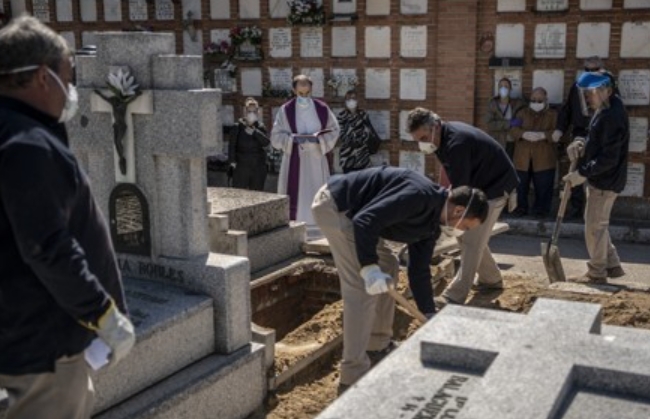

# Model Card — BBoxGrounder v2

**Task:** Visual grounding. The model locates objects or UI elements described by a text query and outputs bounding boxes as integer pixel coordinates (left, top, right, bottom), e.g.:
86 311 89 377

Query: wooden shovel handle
387 287 428 323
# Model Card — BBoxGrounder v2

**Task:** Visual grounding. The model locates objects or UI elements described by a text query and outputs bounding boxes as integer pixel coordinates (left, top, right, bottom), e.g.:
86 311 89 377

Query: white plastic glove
567 138 586 162
552 130 563 143
230 162 237 169
95 302 136 366
533 132 547 142
360 264 391 295
563 171 586 187
522 131 543 142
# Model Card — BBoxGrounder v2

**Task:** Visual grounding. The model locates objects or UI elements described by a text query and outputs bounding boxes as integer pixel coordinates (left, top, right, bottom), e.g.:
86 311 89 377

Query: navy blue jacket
0 96 126 374
436 121 519 200
578 94 629 193
328 166 447 314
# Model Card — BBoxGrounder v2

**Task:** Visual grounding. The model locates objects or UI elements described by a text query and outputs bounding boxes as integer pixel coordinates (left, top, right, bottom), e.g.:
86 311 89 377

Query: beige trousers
0 353 94 419
585 185 621 278
443 196 507 303
311 184 398 386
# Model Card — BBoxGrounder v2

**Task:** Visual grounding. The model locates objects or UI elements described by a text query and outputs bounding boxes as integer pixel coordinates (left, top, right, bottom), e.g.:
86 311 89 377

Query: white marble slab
367 0 390 15
56 0 73 21
210 0 230 19
333 0 357 14
81 0 97 21
222 105 235 126
270 0 290 17
331 68 358 96
239 0 260 19
532 69 564 104
629 117 649 153
183 29 203 55
156 0 175 20
494 69 523 99
60 31 76 50
399 110 412 141
495 24 525 58
621 22 650 58
269 28 292 58
332 27 356 57
401 0 426 14
367 110 391 140
365 68 391 99
104 0 123 21
536 0 568 11
210 29 230 44
624 0 650 8
620 163 645 197
619 70 650 106
9 0 27 16
32 0 50 21
576 23 610 58
580 0 612 9
400 69 426 101
269 68 293 90
241 68 263 96
300 68 325 98
182 0 201 18
399 150 425 175
534 23 567 58
365 26 391 58
400 26 427 58
301 27 323 58
497 0 526 11
129 0 148 21
82 32 98 48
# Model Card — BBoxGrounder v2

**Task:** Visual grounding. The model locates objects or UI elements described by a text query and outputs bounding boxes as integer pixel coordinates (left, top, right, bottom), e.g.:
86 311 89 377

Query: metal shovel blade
541 241 566 283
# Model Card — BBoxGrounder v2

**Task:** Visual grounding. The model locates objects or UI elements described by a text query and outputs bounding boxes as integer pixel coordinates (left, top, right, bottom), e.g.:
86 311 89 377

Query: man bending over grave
271 74 340 230
407 108 519 307
311 166 488 394
0 16 135 419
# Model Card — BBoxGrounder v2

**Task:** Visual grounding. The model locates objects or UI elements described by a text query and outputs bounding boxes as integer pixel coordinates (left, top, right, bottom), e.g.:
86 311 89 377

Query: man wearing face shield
271 75 340 233
311 166 488 392
407 108 519 306
562 72 629 283
228 97 270 191
0 16 134 419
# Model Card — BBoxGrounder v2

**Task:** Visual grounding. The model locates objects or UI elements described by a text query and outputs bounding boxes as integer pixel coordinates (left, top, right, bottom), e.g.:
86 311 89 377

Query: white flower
107 68 139 97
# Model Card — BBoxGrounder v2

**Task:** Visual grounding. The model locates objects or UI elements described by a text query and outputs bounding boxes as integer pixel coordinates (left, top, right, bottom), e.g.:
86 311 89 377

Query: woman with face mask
228 97 270 191
509 87 558 218
336 90 382 173
486 77 526 160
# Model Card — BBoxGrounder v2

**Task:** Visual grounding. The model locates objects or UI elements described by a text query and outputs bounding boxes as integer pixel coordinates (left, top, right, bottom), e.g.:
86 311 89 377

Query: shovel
542 161 577 283
387 286 428 323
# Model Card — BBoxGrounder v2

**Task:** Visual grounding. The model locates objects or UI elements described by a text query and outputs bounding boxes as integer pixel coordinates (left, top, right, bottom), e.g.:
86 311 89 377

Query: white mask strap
0 65 40 75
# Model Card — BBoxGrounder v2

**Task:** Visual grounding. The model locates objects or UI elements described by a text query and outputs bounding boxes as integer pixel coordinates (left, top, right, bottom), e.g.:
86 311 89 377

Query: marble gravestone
497 0 526 12
534 23 567 58
270 27 292 58
81 0 98 22
399 110 412 141
495 24 525 58
104 0 123 22
129 0 148 21
62 32 264 419
367 0 390 15
629 117 649 153
621 22 650 58
269 0 290 18
619 70 650 106
365 68 391 99
580 0 612 9
401 26 427 58
269 67 293 91
332 27 356 57
56 0 73 22
301 67 325 98
32 0 50 21
318 298 650 419
241 68 263 96
533 69 564 104
621 163 646 197
239 0 260 19
576 23 610 58
537 0 568 11
400 69 426 101
365 26 391 58
300 27 323 58
210 0 230 19
367 110 390 140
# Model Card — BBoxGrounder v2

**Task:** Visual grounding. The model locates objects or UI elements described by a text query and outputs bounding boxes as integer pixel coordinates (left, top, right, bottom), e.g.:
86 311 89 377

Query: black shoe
367 341 399 367
607 266 626 278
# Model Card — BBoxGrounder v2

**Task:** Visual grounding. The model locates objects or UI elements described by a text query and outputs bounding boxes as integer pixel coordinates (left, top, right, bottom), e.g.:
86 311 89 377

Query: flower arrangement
287 0 325 26
327 75 358 96
229 26 263 47
262 82 293 98
106 69 141 101
204 40 232 58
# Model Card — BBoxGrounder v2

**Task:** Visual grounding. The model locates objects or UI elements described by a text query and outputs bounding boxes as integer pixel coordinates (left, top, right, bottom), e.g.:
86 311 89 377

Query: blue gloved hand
509 118 523 128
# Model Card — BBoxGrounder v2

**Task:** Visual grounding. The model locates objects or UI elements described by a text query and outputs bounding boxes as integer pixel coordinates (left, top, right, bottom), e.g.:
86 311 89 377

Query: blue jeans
517 167 555 216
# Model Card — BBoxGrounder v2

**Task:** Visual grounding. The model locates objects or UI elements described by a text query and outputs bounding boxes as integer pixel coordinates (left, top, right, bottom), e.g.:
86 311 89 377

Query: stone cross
420 298 650 419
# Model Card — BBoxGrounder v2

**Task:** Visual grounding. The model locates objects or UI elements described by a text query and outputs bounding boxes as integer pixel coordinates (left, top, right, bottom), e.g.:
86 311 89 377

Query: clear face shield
578 86 610 117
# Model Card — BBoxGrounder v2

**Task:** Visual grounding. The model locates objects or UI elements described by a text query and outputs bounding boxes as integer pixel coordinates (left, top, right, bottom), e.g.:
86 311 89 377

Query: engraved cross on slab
421 298 650 419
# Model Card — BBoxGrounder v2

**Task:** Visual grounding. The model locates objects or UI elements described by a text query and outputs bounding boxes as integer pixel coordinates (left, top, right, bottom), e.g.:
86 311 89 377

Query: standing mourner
553 56 616 219
485 77 526 159
312 166 488 392
509 87 558 218
228 97 270 191
271 74 340 226
407 108 519 306
0 16 135 419
563 72 629 283
336 90 381 173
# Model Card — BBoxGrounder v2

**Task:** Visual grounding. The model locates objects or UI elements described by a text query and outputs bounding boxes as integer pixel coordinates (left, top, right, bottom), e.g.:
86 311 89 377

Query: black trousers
232 161 267 191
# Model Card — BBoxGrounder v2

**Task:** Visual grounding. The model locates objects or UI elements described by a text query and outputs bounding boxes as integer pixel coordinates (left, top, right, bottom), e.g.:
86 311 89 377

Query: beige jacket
510 106 557 172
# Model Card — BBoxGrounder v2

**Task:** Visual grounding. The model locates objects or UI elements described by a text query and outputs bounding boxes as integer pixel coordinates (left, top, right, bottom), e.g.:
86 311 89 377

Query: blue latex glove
509 118 523 128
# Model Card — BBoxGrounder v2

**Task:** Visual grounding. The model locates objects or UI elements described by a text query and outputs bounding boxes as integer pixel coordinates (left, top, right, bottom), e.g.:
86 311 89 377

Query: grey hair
0 15 71 88
406 107 442 133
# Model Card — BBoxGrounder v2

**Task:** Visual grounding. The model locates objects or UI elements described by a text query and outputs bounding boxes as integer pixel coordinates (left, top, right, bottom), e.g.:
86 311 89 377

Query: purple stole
284 98 329 220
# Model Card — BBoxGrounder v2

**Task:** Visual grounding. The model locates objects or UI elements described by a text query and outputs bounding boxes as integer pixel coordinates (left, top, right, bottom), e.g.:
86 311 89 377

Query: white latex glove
552 130 563 143
360 264 391 295
563 170 587 187
536 132 547 141
230 162 237 169
521 131 538 141
95 302 136 366
567 138 586 162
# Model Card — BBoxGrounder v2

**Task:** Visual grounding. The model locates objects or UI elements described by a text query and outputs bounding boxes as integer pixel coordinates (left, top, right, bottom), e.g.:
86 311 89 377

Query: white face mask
499 87 510 99
346 99 357 110
530 102 545 113
418 141 437 154
296 96 311 107
246 112 258 124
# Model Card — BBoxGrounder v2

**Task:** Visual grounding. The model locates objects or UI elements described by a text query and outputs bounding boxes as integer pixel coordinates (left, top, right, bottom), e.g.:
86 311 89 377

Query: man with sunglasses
407 108 519 306
0 16 134 419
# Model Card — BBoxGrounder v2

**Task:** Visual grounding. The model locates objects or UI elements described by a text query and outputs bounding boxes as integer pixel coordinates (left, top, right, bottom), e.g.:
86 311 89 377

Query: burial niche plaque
110 184 151 256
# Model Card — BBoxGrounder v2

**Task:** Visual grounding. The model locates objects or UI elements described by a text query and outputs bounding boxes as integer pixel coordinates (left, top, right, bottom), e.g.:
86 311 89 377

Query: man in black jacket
407 108 519 306
563 71 629 283
311 166 488 392
0 16 134 419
